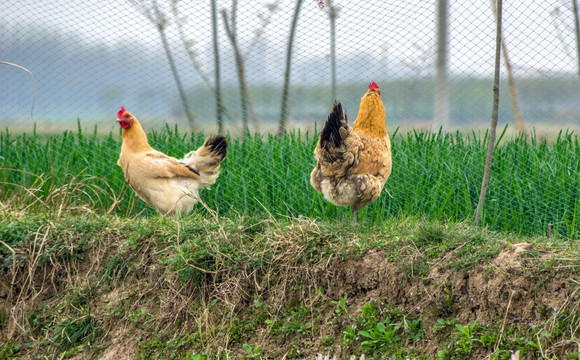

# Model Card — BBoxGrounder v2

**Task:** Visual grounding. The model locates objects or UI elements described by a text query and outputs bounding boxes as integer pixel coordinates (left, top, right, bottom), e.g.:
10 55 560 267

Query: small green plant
46 313 100 355
359 321 400 354
184 353 206 360
405 318 424 342
127 308 154 329
0 340 21 359
318 336 334 347
454 322 481 353
331 294 349 316
267 304 314 338
433 286 458 318
102 254 129 284
437 321 481 359
340 299 416 357
434 318 457 332
286 343 303 358
242 343 261 359
136 332 203 360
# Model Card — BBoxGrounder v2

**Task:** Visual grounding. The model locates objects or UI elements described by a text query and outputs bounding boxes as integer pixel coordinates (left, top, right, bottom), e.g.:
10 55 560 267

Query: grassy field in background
0 124 579 237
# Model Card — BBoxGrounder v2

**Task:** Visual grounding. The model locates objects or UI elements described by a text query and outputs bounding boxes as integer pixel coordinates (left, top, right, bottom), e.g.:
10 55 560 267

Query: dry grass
0 168 121 219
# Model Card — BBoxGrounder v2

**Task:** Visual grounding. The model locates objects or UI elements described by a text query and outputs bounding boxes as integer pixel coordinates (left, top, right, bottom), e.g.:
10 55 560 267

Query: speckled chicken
310 82 392 221
116 106 227 216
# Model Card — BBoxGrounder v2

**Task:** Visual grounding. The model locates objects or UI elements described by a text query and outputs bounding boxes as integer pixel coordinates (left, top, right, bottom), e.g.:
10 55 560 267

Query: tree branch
475 0 502 226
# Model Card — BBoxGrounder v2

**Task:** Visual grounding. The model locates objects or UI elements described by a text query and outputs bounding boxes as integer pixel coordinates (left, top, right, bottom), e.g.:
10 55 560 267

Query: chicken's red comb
117 106 126 117
368 82 379 91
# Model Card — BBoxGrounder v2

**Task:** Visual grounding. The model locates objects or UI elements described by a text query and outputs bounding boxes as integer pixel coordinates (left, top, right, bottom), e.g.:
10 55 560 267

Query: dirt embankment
1 218 579 360
324 244 571 324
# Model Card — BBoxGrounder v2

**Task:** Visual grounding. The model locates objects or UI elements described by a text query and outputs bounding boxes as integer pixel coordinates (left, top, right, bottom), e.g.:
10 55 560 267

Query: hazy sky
2 0 578 129
4 0 578 76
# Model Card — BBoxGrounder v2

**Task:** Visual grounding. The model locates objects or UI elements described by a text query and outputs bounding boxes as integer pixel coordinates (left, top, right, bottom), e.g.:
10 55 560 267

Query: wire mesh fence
1 0 579 236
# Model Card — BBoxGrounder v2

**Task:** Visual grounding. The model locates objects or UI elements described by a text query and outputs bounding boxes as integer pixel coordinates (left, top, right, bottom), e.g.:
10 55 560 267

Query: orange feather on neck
121 114 153 153
352 90 387 138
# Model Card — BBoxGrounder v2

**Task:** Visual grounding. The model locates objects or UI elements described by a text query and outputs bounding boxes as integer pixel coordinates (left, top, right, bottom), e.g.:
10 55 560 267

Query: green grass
1 124 579 237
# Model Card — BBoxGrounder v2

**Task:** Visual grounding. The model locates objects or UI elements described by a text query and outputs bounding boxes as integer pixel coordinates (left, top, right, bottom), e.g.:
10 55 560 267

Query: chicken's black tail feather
204 135 228 160
319 101 347 149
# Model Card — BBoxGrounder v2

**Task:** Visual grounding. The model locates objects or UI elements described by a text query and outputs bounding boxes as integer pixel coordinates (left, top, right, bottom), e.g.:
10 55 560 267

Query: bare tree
245 2 281 54
171 0 276 133
433 0 450 130
170 0 240 130
490 0 524 132
475 0 503 226
573 0 580 79
170 0 213 91
210 0 224 134
278 0 303 137
550 0 580 78
129 0 195 128
221 2 259 133
327 0 340 101
551 3 576 60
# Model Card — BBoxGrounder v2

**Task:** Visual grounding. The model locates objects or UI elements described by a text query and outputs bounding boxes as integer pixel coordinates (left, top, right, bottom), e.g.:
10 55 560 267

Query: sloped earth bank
0 215 579 359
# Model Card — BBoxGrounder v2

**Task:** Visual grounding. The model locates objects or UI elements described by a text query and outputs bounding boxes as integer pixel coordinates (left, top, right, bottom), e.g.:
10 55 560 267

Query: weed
318 336 334 347
433 285 458 319
267 304 314 338
331 294 349 317
341 298 424 357
359 321 401 354
127 308 154 330
242 343 261 359
0 341 21 360
434 318 458 332
437 321 481 359
102 253 129 285
46 313 101 356
405 319 424 342
136 332 205 360
286 343 303 358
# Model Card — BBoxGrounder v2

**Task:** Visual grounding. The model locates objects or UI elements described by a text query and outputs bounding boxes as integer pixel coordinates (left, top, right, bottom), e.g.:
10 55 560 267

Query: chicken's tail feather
319 101 348 149
204 135 228 160
314 101 359 178
182 136 228 189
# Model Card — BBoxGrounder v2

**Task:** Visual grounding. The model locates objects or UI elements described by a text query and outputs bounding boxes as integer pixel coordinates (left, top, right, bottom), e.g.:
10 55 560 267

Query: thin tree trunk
433 0 449 130
329 2 338 101
221 9 247 132
490 0 524 132
245 1 280 55
278 0 303 137
170 1 214 91
475 0 502 226
151 0 195 128
573 0 580 79
210 0 224 134
246 82 260 132
221 5 259 133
